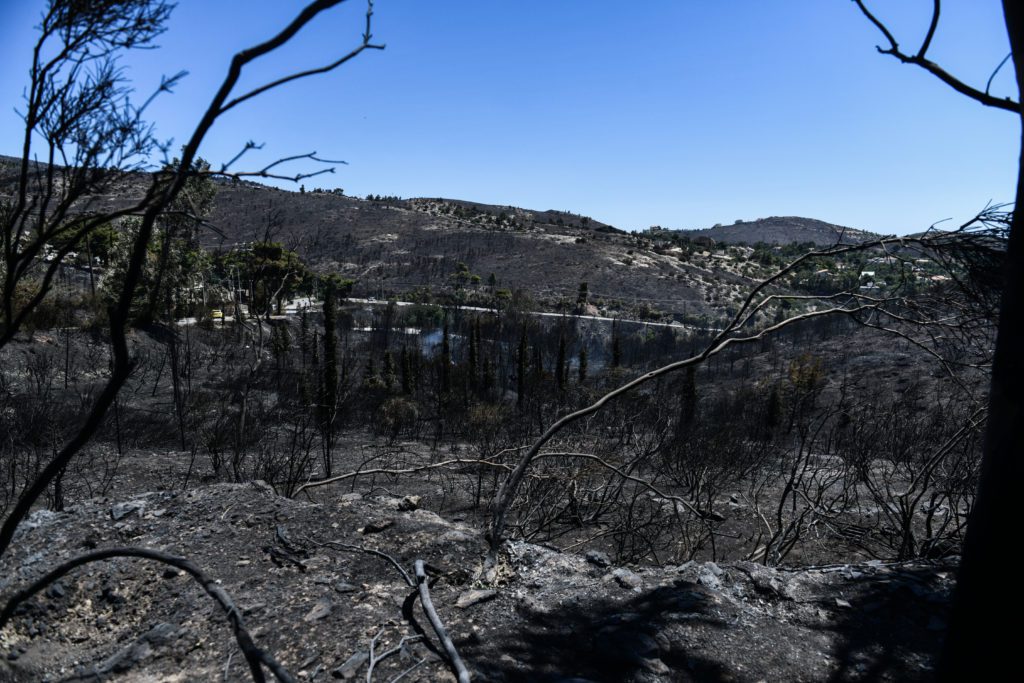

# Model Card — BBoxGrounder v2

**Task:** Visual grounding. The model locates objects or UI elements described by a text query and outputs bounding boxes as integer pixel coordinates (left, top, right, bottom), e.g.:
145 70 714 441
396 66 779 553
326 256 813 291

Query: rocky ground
0 481 953 682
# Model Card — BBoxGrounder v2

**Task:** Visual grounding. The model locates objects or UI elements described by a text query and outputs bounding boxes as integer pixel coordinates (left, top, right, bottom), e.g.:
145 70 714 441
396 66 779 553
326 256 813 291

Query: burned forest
0 1 1021 681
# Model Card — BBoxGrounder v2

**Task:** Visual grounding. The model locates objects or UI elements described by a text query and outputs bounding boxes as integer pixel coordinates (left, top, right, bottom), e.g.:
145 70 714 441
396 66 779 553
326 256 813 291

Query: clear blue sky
0 1 1017 234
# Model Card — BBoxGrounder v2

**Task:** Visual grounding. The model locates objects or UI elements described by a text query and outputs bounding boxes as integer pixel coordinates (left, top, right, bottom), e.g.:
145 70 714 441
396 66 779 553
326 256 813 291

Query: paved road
178 298 721 333
342 298 721 333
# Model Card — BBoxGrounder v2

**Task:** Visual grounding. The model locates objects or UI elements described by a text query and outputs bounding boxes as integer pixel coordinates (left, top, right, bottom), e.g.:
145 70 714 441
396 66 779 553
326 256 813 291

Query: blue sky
0 1 1017 234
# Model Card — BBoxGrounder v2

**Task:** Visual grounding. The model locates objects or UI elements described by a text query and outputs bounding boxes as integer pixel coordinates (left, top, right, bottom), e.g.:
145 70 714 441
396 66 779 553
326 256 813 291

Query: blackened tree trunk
941 4 1024 678
516 327 527 410
320 281 338 478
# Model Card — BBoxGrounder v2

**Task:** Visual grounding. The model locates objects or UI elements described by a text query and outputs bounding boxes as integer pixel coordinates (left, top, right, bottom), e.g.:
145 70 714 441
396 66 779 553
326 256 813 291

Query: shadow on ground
463 581 732 682
459 561 954 682
824 564 952 682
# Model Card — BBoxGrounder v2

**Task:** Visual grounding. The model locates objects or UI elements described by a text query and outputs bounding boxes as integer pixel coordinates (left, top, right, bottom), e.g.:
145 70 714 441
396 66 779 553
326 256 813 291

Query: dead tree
0 0 382 549
850 1 1024 677
485 219 1006 568
0 0 383 678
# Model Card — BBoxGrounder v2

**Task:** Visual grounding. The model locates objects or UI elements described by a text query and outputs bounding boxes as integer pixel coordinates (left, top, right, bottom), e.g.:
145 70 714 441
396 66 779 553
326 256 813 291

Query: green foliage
450 261 481 289
217 241 312 319
98 159 217 324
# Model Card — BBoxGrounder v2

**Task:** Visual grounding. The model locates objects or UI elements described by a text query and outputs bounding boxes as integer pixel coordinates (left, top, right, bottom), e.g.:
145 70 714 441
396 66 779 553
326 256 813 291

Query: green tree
147 157 216 320
226 241 310 320
100 161 215 323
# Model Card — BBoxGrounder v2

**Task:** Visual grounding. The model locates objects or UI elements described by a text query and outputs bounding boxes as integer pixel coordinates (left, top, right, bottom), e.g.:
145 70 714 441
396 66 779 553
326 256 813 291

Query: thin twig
311 538 413 587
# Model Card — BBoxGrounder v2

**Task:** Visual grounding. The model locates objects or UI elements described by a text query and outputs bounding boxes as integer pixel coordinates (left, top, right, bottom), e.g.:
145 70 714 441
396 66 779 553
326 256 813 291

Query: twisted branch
0 547 294 683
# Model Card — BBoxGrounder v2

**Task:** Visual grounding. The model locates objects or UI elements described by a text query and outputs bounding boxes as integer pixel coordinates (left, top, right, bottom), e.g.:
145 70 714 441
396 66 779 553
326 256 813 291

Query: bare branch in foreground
486 302 877 560
414 560 471 683
486 215 1004 564
851 0 1018 112
0 0 384 561
0 547 295 683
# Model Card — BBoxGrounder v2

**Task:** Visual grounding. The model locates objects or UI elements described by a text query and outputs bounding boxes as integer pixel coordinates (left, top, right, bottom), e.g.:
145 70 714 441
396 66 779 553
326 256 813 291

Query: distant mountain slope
202 185 709 317
2 154 883 319
676 216 878 246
